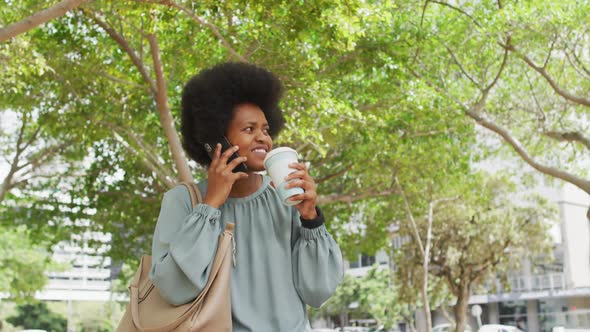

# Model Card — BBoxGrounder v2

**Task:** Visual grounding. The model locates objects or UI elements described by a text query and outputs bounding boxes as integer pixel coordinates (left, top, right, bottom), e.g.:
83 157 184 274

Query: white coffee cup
263 147 304 206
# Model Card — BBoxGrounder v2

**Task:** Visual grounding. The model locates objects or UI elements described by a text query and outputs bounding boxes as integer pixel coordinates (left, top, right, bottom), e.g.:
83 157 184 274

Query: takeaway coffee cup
263 147 304 206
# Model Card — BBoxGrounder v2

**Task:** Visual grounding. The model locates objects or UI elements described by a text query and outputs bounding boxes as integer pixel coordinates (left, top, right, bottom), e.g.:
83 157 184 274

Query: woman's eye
263 128 270 135
244 127 253 132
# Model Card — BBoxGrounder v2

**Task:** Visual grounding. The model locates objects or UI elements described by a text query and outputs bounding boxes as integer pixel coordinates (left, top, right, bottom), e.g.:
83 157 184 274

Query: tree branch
17 141 70 173
394 176 425 257
99 120 176 182
440 305 456 326
523 70 547 122
500 42 590 107
565 50 590 81
437 36 480 88
21 125 42 153
147 33 193 184
544 130 590 151
14 170 69 188
429 1 483 29
466 110 590 193
469 239 509 279
0 0 89 42
82 9 157 97
96 72 152 91
149 0 248 62
315 165 353 184
571 48 590 78
543 35 556 69
406 62 590 195
482 35 510 94
1 115 30 203
420 0 430 29
111 131 175 188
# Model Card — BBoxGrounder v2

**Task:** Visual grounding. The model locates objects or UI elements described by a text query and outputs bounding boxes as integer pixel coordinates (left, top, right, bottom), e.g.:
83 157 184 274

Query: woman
150 62 343 331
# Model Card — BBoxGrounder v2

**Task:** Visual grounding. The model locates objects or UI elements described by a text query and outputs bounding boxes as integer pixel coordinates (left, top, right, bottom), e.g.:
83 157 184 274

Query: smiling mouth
251 144 269 154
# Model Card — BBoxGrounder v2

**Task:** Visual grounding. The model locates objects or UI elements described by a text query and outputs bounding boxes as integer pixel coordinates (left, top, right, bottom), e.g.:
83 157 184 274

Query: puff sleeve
291 207 344 307
149 186 223 305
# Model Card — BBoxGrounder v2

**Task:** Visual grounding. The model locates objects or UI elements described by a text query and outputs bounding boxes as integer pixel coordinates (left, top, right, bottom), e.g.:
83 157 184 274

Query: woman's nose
255 129 270 143
255 130 265 141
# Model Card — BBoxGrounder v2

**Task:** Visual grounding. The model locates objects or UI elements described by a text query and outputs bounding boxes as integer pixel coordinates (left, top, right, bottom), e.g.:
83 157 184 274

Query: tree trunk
148 34 193 184
422 261 433 332
440 305 456 326
0 175 13 203
340 311 348 327
453 284 471 332
0 0 89 42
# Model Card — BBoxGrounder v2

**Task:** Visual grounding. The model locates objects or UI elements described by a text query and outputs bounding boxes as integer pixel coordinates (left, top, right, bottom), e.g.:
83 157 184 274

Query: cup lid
263 147 298 165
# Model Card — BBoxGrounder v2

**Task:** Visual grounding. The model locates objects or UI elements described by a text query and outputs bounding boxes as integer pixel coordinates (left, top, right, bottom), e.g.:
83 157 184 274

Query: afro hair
181 62 285 167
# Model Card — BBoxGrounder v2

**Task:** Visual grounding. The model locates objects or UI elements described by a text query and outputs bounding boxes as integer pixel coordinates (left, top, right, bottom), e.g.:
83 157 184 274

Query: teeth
253 149 266 153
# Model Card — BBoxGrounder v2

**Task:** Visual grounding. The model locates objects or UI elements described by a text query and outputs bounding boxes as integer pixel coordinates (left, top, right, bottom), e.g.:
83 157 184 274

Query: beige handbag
117 182 234 332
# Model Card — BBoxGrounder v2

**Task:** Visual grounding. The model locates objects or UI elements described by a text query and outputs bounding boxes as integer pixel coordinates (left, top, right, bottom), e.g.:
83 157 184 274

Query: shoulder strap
180 182 203 207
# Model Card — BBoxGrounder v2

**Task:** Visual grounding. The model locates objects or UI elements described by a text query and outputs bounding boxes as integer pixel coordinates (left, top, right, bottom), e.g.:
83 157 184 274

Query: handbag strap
180 182 203 207
130 225 234 332
129 182 234 332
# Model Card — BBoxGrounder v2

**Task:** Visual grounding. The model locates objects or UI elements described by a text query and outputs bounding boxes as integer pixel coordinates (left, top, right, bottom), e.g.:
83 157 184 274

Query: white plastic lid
263 147 298 165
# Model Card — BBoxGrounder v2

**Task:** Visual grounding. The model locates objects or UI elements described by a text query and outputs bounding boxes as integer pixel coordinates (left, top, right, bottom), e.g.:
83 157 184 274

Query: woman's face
225 103 273 172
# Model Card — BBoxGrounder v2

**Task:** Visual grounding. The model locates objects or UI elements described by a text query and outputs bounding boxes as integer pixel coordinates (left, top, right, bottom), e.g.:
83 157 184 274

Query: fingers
284 162 318 215
288 162 306 171
227 155 248 172
209 144 247 179
209 143 222 168
288 190 317 203
284 170 306 182
284 161 315 191
284 178 314 191
218 145 240 167
233 171 249 181
285 162 309 181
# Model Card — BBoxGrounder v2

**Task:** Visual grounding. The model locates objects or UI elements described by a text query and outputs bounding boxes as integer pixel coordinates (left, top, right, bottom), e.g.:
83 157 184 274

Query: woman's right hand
203 143 248 208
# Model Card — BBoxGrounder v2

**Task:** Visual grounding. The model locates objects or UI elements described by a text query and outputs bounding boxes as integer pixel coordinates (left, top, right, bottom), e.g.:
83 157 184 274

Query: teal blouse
150 175 344 332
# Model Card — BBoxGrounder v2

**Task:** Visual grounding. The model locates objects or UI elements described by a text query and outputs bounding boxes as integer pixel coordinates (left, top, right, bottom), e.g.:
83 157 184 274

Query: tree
6 302 67 332
1 0 475 264
395 176 458 332
312 273 360 327
0 225 62 303
312 265 408 329
401 0 590 219
394 173 554 332
0 0 89 42
0 110 75 204
356 265 407 330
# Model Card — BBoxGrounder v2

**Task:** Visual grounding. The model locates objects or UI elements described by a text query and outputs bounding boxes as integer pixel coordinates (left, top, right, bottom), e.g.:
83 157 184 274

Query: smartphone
204 137 248 173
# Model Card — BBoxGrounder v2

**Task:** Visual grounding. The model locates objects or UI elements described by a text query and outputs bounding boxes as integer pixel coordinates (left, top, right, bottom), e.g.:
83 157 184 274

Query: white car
477 324 523 332
340 327 371 332
433 323 473 332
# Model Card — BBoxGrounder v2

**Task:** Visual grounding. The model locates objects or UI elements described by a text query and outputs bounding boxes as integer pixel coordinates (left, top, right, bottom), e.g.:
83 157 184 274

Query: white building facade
463 184 590 332
346 183 590 332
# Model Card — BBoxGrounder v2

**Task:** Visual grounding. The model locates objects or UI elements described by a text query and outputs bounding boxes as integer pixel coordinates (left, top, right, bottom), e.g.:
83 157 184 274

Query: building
345 183 590 332
462 183 590 332
39 232 116 302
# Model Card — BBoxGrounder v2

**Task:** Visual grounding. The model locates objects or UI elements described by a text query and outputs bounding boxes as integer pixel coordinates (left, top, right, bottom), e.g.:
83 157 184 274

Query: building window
499 301 527 331
348 253 377 269
361 254 375 267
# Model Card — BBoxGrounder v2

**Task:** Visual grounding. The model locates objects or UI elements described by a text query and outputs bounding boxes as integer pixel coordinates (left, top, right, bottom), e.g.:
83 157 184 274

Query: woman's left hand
284 162 318 219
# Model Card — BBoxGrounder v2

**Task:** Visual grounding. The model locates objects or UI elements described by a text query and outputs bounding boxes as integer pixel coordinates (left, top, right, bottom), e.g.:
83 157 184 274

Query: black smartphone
204 136 248 173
